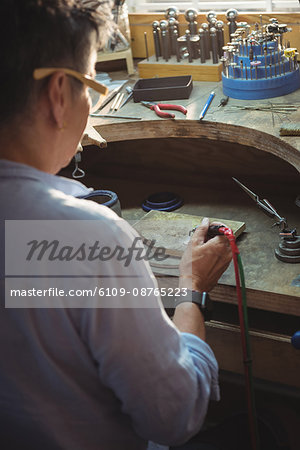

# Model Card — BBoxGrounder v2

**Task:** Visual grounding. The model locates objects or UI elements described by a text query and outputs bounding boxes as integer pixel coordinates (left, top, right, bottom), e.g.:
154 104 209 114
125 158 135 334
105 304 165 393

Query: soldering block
133 210 245 258
138 55 223 82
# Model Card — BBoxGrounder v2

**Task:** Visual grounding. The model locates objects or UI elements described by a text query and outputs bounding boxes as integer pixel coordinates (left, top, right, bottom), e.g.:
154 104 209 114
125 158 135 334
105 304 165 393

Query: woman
0 1 231 449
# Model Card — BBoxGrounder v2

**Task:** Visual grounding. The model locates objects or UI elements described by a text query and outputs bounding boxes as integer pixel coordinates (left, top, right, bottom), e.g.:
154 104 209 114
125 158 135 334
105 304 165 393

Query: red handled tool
141 101 187 118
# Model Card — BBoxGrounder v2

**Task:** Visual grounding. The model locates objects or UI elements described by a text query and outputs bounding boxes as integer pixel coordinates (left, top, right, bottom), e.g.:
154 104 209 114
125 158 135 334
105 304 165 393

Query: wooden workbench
78 78 300 392
88 80 300 171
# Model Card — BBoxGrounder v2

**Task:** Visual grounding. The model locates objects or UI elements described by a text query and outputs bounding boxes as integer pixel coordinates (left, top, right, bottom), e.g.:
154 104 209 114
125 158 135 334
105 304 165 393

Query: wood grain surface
138 56 223 81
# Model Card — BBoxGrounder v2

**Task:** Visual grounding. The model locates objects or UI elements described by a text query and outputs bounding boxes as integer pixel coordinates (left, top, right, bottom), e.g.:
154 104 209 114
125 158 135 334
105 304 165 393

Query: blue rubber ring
77 189 118 208
142 192 183 212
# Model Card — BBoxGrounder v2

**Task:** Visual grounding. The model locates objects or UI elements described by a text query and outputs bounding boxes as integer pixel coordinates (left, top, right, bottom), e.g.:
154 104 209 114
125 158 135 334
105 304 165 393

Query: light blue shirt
0 159 220 449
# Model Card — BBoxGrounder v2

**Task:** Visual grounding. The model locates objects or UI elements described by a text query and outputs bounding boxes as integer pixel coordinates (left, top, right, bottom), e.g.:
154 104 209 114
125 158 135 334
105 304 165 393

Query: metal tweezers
232 177 288 230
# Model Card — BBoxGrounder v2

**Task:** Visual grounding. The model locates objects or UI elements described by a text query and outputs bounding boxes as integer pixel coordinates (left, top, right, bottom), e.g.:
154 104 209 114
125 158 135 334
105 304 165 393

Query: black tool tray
133 76 193 102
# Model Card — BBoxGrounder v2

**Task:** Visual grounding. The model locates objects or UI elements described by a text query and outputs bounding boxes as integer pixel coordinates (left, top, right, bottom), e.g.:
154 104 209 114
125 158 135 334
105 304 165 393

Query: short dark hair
0 0 110 127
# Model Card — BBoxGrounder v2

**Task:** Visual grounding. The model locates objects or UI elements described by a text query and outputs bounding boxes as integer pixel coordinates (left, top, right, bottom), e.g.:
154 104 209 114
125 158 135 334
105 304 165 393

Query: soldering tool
190 221 260 450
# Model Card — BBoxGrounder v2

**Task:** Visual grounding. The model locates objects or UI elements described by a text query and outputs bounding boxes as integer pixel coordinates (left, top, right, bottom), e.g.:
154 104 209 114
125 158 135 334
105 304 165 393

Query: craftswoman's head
0 0 111 172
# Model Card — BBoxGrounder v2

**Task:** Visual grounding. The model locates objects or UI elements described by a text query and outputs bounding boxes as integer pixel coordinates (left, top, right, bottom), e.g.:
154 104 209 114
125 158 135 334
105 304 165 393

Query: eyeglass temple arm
33 68 108 95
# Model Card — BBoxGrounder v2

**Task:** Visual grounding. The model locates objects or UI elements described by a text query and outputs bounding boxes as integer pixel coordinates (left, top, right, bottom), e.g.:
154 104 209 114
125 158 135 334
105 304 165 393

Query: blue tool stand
222 42 300 100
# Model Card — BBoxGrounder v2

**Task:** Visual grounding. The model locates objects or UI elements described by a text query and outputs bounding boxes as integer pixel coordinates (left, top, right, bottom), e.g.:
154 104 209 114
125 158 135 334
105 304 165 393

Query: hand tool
264 47 268 78
119 86 133 108
165 6 179 20
141 101 187 119
210 27 219 63
209 17 217 30
199 91 215 120
97 84 124 111
201 23 210 59
160 20 169 60
199 29 206 63
231 62 237 78
218 96 229 107
185 8 198 35
173 28 181 62
232 177 300 263
251 60 261 79
232 177 287 229
168 17 177 55
185 30 193 62
216 20 225 57
144 32 149 61
220 56 226 74
152 21 161 59
110 92 121 111
206 10 217 24
114 92 124 111
226 8 238 41
90 113 142 120
152 29 160 61
160 21 169 61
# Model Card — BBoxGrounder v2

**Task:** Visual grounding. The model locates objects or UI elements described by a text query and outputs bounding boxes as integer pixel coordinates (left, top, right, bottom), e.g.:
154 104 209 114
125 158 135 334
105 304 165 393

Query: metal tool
114 92 124 111
201 23 210 59
199 29 206 63
110 92 121 111
90 113 142 120
216 20 225 57
144 32 149 61
168 17 177 55
174 28 181 62
185 30 193 62
218 96 229 107
210 27 219 64
165 6 179 20
98 84 124 111
141 101 187 119
232 177 300 263
185 8 198 35
152 21 161 60
226 9 238 41
207 10 217 25
160 20 169 61
119 86 133 108
240 60 244 79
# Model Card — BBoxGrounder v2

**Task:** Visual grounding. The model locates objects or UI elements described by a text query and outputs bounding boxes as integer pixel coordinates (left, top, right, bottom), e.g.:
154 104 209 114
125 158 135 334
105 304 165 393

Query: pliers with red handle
141 101 187 118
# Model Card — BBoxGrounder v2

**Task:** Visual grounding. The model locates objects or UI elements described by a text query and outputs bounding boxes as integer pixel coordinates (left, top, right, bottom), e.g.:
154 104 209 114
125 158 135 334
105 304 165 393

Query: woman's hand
179 217 232 292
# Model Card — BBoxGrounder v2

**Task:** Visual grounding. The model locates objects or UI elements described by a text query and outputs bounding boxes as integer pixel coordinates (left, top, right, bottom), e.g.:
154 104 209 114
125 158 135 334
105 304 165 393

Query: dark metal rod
144 32 149 61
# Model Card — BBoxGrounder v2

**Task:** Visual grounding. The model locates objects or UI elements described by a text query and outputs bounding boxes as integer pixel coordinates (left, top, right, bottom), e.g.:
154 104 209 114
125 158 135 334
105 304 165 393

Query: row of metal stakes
144 8 228 64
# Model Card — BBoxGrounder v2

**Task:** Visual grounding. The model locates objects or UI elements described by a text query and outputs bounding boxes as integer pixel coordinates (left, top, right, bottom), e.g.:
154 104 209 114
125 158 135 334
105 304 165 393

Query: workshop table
69 79 300 433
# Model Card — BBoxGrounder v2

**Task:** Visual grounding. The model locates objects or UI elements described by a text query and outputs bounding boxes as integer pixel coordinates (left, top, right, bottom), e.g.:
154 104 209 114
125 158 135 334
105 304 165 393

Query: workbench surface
88 79 300 172
74 74 300 389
